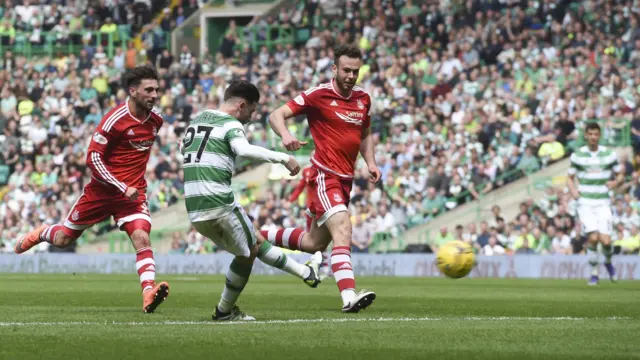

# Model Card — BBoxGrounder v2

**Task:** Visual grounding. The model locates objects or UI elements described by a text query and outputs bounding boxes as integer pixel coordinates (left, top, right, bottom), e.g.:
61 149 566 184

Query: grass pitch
0 274 639 360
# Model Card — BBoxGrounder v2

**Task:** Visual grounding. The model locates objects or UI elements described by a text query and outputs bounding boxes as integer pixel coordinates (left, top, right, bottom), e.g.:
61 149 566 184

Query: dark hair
334 44 362 65
585 122 601 133
224 80 260 104
124 65 159 91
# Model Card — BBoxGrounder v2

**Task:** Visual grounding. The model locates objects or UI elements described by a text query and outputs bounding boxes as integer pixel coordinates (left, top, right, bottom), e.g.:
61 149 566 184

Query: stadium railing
570 118 631 149
235 24 295 52
0 29 132 58
381 166 540 252
233 20 347 53
406 172 543 251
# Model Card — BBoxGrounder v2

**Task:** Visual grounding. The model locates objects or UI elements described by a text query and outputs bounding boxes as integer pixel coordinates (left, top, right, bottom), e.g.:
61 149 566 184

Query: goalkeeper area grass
1 274 639 360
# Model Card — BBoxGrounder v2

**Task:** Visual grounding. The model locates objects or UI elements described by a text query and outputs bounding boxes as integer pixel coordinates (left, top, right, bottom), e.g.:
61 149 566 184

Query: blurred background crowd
1 0 640 255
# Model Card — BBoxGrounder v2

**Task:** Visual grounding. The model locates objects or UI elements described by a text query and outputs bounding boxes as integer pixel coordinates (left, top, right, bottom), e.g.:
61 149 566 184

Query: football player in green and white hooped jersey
181 80 322 321
567 122 624 286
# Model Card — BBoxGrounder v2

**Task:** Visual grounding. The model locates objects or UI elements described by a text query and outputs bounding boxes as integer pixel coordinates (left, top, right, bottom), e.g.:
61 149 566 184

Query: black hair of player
224 80 260 105
124 65 159 93
585 122 601 133
334 44 362 65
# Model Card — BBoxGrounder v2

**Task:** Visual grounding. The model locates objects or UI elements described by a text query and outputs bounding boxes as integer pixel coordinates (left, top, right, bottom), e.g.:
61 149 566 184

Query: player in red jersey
262 44 381 312
15 65 170 313
288 151 315 231
288 151 333 280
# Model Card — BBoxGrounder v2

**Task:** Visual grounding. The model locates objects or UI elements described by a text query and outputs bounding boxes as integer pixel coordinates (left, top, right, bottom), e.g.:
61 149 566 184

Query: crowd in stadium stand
2 0 640 255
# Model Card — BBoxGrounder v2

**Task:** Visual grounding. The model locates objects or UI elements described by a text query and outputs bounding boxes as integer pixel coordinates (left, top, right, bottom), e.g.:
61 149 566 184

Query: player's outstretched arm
230 137 301 175
269 104 307 151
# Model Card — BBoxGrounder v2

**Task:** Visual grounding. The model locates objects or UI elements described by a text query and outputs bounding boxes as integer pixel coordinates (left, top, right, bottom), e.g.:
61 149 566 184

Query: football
436 241 475 279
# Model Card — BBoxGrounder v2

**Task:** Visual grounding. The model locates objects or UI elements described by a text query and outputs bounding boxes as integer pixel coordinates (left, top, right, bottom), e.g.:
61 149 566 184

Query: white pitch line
0 316 631 327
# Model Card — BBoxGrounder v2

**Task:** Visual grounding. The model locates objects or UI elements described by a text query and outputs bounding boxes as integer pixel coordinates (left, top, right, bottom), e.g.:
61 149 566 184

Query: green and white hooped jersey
568 146 621 207
182 110 246 222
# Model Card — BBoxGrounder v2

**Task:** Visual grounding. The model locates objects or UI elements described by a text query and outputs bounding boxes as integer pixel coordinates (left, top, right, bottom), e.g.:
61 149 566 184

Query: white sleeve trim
229 137 289 164
90 152 127 193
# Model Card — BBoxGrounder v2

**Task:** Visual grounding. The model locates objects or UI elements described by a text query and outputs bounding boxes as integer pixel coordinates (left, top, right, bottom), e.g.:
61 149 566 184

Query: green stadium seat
0 165 9 185
296 28 311 43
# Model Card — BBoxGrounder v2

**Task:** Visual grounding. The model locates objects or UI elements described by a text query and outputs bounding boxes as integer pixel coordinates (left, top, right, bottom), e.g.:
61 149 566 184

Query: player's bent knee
130 231 151 249
325 212 352 247
123 220 152 248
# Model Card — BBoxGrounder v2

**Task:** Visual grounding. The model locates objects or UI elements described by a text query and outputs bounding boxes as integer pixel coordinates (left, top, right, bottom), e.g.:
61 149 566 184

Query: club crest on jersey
93 132 108 145
294 95 305 106
72 210 80 221
333 193 343 203
357 100 364 109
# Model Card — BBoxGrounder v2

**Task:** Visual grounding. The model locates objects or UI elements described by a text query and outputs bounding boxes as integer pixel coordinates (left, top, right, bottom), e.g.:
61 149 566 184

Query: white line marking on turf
0 316 631 327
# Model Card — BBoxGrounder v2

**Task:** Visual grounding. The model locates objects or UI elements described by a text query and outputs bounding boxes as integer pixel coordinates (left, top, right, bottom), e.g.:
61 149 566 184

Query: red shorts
306 167 352 226
63 181 151 233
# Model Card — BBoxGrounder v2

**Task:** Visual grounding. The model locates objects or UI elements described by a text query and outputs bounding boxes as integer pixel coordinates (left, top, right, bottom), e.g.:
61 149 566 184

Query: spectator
517 147 541 175
550 225 572 255
169 231 186 254
483 236 505 256
619 225 640 254
422 187 445 221
351 216 372 253
475 221 490 249
431 226 454 253
516 238 535 255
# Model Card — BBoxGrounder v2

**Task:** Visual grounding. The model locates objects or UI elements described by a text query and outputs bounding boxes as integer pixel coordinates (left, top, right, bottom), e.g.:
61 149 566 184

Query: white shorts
577 205 613 236
191 205 256 257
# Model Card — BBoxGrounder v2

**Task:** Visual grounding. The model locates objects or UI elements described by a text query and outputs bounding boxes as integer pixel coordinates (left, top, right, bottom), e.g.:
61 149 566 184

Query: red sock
136 247 155 292
39 224 63 245
259 228 305 250
331 246 355 292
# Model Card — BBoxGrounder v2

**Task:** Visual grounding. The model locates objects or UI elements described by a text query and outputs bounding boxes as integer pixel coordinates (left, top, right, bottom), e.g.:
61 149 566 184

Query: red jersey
86 101 163 193
288 165 313 206
286 80 372 179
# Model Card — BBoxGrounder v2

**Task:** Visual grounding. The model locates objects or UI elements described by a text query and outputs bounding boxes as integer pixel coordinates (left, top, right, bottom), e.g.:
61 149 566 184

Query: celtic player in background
181 80 322 321
567 122 624 286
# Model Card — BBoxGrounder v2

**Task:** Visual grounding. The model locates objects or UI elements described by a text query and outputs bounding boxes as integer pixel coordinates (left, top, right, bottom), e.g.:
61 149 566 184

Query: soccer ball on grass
436 240 475 279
